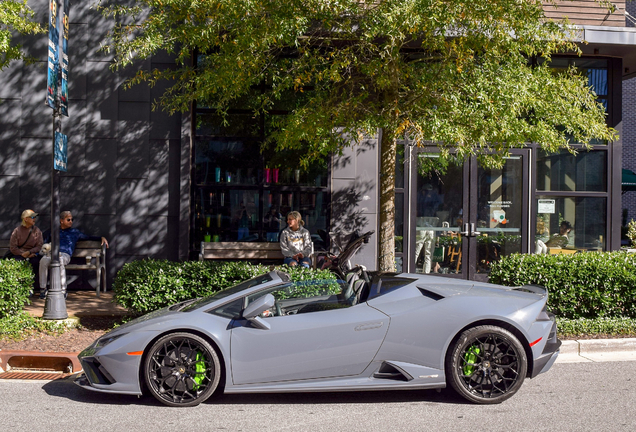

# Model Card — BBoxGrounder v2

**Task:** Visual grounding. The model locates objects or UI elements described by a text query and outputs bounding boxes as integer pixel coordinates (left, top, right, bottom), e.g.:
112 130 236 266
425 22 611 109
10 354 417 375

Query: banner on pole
46 0 70 116
60 0 70 116
46 0 59 111
54 132 68 172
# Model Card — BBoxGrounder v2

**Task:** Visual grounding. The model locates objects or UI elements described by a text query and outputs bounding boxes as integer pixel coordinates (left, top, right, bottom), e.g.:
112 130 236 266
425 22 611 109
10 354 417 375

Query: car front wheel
446 325 527 404
144 332 221 407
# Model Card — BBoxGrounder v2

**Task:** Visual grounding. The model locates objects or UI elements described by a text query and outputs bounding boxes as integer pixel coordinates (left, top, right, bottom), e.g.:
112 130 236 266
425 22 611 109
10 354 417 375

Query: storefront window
534 197 606 253
537 149 607 192
549 58 609 145
193 81 329 249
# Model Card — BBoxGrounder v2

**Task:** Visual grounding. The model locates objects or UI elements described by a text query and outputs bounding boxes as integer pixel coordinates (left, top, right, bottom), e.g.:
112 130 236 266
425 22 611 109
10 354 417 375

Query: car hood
102 304 186 337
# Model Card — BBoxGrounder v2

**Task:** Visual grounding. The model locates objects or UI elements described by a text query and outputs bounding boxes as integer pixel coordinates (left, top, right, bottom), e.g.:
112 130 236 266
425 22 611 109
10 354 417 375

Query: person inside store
38 211 109 299
536 220 573 253
545 220 573 248
280 211 313 268
7 209 44 290
234 201 251 241
264 206 283 242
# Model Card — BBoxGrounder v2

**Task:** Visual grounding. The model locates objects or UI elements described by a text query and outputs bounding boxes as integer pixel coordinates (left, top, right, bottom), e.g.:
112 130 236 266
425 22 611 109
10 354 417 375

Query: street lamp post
43 108 67 320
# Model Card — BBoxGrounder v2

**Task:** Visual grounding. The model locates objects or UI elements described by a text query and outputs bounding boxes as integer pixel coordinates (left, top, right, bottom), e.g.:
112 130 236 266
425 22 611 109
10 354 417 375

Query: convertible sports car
75 269 560 407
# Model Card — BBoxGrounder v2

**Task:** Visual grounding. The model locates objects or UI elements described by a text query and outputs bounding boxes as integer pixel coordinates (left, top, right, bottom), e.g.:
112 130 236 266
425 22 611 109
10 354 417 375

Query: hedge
0 259 34 318
113 260 337 315
490 251 636 319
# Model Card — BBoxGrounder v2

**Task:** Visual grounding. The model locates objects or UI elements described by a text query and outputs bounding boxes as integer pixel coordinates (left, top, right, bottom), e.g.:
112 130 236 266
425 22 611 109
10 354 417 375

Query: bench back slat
199 241 284 260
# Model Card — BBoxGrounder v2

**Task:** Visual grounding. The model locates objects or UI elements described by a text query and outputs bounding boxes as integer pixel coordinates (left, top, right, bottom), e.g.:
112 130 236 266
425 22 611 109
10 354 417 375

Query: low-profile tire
446 325 527 404
143 332 221 407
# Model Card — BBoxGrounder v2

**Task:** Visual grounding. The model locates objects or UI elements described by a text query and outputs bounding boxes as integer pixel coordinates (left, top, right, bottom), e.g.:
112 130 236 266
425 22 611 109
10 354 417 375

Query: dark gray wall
0 1 190 286
331 135 380 271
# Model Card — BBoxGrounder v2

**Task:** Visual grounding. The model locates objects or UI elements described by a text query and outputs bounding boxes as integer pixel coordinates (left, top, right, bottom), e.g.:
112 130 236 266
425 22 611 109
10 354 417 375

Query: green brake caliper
463 346 481 376
192 351 205 389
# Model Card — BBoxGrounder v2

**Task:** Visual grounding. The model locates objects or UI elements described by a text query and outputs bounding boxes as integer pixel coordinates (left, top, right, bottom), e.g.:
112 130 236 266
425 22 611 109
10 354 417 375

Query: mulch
0 316 125 353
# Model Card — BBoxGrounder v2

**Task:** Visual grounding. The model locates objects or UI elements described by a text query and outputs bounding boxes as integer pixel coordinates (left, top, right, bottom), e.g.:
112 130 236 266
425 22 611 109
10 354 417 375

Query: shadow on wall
331 180 373 235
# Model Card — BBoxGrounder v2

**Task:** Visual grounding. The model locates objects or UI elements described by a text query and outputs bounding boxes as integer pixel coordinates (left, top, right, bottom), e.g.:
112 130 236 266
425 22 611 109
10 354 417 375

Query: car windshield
181 273 274 311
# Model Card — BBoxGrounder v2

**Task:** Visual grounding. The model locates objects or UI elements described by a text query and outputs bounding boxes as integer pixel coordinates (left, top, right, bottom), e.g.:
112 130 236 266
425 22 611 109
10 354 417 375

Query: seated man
545 220 573 249
536 220 573 254
39 211 109 299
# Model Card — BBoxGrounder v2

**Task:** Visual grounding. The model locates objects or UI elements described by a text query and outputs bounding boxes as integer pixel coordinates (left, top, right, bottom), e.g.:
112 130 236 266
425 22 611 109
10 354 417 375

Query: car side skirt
224 361 445 393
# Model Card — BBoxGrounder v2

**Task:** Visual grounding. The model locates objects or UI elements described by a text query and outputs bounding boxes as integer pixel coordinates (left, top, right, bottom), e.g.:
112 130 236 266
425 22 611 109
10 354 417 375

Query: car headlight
93 333 128 350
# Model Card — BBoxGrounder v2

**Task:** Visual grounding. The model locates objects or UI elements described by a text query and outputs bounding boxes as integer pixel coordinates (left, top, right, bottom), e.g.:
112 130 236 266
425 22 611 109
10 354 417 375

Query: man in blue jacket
39 211 109 299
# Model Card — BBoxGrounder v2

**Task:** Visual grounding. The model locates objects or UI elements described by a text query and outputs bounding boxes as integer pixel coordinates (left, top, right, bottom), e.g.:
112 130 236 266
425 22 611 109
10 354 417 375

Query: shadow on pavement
43 375 468 407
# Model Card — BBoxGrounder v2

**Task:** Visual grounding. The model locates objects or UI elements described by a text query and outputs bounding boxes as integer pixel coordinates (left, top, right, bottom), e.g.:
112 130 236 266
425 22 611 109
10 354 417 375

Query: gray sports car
75 269 560 407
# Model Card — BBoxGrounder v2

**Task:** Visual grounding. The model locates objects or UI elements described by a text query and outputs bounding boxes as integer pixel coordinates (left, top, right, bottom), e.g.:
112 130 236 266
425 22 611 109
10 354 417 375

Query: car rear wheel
144 332 221 407
446 325 527 404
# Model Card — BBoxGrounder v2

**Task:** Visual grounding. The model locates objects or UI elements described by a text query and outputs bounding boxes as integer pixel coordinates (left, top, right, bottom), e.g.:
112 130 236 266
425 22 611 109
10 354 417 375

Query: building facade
1 1 635 286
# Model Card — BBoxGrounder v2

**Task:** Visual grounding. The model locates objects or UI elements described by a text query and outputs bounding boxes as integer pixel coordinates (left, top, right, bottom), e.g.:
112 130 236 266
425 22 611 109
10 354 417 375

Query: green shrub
113 260 337 315
557 317 636 338
0 311 75 341
0 259 33 318
627 219 636 247
490 251 636 319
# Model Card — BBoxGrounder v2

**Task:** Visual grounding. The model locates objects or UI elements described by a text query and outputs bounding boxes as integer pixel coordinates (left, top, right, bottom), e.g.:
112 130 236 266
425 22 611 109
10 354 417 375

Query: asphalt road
1 361 635 432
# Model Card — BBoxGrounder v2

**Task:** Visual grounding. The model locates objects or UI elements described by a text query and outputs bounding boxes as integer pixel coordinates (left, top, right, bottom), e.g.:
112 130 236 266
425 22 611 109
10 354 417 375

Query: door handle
460 223 481 237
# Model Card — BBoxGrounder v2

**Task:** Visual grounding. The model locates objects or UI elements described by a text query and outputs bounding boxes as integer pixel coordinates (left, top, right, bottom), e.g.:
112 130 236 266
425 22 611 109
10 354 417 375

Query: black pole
43 107 67 320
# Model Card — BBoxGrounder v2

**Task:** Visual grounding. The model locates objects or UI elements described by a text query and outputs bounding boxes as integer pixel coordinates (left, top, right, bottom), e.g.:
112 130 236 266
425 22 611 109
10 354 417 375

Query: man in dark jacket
39 211 109 299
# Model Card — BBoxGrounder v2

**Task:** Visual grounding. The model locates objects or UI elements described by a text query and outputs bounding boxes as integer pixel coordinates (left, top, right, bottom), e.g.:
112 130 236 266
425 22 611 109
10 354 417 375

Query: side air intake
373 362 413 381
417 287 445 301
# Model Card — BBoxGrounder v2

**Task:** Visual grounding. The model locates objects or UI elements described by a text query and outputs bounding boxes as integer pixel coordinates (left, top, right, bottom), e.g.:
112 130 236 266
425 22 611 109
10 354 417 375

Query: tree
100 0 616 271
0 0 44 70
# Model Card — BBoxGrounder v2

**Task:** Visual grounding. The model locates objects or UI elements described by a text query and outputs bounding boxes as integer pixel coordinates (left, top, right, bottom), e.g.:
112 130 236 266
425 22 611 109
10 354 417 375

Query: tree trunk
378 127 397 272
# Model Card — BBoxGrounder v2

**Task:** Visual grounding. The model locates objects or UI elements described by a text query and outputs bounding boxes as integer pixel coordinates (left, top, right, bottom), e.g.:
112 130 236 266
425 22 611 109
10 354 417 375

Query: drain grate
0 371 72 380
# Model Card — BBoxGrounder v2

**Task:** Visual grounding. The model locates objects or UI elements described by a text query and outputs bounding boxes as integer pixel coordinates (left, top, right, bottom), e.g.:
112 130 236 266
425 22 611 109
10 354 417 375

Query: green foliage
490 252 636 319
557 317 636 338
0 259 33 318
97 0 616 272
0 312 75 341
627 219 636 247
98 0 615 164
0 0 45 70
113 259 337 315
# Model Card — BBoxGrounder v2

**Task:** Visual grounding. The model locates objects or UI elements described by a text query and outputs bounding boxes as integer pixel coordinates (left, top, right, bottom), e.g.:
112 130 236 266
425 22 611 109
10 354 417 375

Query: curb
556 338 636 363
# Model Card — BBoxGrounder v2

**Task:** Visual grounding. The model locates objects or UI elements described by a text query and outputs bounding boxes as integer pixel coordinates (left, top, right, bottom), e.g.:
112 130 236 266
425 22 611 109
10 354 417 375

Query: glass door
410 150 529 281
411 153 467 277
470 151 528 281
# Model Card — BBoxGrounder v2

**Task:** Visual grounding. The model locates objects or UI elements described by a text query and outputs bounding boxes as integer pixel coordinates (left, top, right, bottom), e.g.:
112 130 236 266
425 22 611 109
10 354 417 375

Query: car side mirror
242 293 275 330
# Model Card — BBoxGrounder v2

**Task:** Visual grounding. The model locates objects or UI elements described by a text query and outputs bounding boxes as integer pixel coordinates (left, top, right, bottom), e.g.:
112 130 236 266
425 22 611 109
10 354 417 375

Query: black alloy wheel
144 332 221 407
446 325 527 404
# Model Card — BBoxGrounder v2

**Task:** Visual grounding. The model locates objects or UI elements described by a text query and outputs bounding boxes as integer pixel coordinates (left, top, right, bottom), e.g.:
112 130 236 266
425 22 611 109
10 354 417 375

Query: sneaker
39 290 47 299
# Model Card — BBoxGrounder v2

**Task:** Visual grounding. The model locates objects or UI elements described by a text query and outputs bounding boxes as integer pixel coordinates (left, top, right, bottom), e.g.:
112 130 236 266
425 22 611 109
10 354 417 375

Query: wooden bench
0 240 107 296
199 242 284 261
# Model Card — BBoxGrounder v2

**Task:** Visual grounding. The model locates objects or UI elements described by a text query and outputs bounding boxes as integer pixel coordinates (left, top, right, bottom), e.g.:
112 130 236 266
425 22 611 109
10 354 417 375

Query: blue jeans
284 256 312 268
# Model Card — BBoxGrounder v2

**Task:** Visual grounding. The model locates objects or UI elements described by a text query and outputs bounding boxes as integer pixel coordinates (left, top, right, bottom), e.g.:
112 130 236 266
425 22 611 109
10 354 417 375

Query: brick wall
622 3 636 225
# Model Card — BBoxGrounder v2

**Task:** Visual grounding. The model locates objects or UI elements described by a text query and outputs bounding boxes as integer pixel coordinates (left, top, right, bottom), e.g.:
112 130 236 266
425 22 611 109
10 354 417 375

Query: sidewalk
557 338 636 363
23 290 129 318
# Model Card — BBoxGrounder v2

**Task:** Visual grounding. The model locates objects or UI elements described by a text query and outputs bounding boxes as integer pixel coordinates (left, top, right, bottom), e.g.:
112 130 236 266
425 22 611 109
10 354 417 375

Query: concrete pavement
23 290 128 318
557 338 636 363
